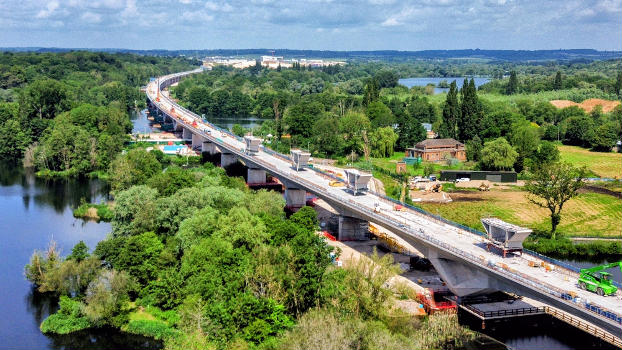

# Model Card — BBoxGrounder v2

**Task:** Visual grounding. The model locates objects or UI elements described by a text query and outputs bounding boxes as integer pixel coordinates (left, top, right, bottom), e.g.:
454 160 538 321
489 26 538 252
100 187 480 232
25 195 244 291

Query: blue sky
0 0 620 50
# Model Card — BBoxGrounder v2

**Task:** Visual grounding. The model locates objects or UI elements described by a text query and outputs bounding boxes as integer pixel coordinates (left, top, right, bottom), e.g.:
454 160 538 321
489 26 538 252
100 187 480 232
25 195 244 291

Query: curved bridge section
146 69 622 338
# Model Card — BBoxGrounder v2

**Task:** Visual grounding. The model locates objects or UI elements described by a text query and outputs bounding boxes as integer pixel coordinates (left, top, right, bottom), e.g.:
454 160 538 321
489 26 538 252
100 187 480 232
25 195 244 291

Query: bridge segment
146 69 622 337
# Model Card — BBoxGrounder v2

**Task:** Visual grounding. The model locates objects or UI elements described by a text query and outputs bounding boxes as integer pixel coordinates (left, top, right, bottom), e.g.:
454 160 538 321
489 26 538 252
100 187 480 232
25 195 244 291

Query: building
421 123 437 139
406 138 466 162
440 170 517 183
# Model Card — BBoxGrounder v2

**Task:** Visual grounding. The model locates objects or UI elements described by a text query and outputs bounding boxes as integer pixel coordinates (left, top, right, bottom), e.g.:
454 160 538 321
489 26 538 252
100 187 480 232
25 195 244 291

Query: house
406 138 466 162
421 123 437 139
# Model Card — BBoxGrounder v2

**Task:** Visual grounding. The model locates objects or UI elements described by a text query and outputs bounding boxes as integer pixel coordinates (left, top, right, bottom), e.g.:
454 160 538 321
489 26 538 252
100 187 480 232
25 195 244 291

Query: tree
366 101 394 128
532 141 560 168
339 111 370 156
479 137 518 171
565 115 595 147
370 127 398 158
363 78 379 106
374 70 399 88
458 78 483 141
312 115 344 156
438 80 459 139
590 122 618 151
615 71 622 97
67 241 90 262
553 71 563 90
465 135 483 161
108 148 161 192
525 162 587 237
0 119 30 160
510 124 540 173
506 71 518 95
284 100 324 139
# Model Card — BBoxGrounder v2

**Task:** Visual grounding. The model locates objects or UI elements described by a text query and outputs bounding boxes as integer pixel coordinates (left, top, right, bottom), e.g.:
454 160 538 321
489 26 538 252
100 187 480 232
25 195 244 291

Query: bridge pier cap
290 150 311 171
343 169 372 195
244 136 261 155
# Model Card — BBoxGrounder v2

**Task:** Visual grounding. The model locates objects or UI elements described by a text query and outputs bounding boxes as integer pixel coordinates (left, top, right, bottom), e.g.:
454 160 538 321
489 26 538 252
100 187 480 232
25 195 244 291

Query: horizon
2 1 620 51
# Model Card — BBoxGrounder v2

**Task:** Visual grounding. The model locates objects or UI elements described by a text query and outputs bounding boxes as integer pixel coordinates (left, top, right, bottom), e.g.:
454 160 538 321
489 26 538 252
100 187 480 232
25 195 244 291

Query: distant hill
1 47 620 62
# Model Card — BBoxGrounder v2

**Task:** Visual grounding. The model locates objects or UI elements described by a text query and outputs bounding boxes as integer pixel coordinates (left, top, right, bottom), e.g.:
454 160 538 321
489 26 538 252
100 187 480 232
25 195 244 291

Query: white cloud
36 1 59 18
205 1 233 12
81 11 102 23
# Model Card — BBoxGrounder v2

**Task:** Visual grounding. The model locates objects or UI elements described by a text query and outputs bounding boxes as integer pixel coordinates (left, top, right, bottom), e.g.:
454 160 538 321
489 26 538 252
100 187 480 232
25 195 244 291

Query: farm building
440 170 517 182
406 138 466 162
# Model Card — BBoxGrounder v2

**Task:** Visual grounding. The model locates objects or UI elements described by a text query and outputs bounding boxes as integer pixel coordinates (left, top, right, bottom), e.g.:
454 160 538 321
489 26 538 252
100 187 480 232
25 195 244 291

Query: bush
524 237 622 259
40 296 91 334
125 319 179 340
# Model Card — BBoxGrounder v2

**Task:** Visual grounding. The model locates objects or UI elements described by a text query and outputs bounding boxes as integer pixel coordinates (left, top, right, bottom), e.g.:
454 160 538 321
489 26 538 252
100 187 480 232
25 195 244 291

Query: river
0 163 161 349
0 155 617 349
399 77 490 94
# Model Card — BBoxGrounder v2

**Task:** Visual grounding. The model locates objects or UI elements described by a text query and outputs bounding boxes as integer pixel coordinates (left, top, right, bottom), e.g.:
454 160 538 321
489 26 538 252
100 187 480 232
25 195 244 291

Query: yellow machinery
369 224 408 254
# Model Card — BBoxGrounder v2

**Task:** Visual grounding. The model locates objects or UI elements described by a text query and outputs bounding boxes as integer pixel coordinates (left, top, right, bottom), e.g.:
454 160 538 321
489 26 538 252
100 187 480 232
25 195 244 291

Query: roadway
146 70 622 337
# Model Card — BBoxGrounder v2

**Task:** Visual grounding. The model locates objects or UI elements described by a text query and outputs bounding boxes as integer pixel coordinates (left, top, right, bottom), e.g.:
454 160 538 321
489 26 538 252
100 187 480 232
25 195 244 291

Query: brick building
405 138 466 162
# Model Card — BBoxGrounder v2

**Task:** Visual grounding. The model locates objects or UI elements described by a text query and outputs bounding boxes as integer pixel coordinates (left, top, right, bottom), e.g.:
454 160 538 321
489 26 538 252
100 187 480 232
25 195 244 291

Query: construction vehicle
417 288 456 314
478 182 490 191
425 182 442 193
578 261 622 296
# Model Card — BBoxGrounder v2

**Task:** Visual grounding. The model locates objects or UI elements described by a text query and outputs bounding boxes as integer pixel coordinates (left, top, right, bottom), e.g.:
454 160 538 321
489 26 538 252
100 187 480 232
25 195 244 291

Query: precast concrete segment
247 168 267 184
146 70 622 336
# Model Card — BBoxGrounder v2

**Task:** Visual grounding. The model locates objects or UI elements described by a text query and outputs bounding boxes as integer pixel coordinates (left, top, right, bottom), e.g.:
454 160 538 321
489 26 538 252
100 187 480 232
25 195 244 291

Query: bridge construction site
147 69 622 346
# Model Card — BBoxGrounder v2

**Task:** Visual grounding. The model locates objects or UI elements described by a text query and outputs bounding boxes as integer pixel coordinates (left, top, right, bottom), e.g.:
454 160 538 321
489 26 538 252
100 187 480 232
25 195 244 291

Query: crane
578 261 622 296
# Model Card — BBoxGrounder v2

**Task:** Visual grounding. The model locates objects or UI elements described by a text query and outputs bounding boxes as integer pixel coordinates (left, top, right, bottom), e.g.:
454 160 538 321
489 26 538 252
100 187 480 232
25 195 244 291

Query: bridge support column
427 249 497 296
202 141 218 155
338 215 368 241
191 133 204 151
285 188 306 212
183 127 192 141
247 167 266 185
221 152 238 168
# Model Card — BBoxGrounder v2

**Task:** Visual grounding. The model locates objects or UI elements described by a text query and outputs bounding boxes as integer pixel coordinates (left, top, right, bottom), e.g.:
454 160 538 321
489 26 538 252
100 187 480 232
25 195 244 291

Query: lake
399 77 491 94
0 163 161 349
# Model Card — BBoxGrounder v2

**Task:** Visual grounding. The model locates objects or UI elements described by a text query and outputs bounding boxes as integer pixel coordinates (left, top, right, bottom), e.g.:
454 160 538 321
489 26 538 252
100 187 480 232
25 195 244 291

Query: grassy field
365 154 473 177
416 189 622 238
558 145 621 178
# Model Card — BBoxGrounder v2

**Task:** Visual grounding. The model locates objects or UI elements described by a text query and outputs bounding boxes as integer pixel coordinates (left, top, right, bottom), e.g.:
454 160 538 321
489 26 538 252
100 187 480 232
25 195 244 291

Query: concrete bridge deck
146 69 622 337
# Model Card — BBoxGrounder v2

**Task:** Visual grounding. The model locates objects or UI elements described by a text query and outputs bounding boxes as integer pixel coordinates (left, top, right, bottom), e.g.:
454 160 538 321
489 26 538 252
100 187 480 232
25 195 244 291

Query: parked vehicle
455 177 470 183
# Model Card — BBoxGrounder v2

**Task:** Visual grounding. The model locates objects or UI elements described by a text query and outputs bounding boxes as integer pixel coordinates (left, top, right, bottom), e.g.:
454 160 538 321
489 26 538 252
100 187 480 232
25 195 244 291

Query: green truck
578 262 621 296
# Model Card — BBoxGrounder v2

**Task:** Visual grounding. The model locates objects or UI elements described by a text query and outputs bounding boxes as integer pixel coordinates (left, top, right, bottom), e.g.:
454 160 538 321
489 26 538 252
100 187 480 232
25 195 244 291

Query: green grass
417 190 621 238
73 202 114 222
558 145 622 178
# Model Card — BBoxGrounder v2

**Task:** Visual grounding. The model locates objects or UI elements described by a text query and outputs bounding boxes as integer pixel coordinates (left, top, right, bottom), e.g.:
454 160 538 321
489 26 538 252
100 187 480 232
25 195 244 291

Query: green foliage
125 319 178 340
524 236 622 259
458 78 483 141
109 149 162 192
439 80 460 139
67 241 90 262
148 165 197 196
366 101 394 128
479 137 518 171
525 162 588 236
506 71 519 94
40 296 91 334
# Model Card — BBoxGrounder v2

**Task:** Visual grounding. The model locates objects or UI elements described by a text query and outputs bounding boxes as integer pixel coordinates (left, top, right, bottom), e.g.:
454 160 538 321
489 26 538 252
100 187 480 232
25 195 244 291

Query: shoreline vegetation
3 51 618 348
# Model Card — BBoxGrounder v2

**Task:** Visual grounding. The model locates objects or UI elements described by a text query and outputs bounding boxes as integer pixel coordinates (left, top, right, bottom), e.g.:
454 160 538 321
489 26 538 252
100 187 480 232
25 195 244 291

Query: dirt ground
550 98 621 113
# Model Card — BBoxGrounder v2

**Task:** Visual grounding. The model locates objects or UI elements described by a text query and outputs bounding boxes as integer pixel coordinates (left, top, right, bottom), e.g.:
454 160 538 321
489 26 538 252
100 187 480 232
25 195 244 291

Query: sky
0 0 620 51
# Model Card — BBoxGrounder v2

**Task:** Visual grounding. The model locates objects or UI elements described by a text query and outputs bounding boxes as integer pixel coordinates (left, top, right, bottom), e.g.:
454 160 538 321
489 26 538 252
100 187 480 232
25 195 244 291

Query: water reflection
0 161 159 350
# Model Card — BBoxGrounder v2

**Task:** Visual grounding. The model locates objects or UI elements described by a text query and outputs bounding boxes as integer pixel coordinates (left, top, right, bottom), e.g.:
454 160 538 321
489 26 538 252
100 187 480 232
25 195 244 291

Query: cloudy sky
0 0 620 50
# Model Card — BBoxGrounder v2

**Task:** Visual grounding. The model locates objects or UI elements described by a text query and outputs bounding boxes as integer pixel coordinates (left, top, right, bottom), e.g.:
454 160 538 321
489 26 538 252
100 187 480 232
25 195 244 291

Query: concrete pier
247 168 267 184
221 152 238 168
338 215 369 241
182 127 192 140
285 188 306 211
